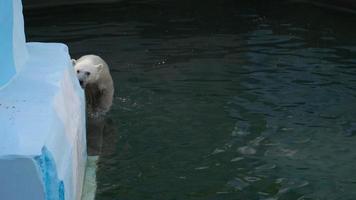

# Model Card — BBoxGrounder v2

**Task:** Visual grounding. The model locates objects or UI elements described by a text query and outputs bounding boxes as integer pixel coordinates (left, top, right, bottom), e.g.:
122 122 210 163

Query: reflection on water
25 0 356 199
87 116 118 156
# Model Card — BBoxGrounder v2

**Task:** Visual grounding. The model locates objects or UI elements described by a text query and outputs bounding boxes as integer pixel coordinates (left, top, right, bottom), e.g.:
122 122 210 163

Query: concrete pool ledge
82 156 99 200
0 0 87 199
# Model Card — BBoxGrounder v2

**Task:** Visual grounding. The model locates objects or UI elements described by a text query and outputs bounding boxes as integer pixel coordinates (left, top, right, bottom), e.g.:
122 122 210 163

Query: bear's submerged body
73 55 114 118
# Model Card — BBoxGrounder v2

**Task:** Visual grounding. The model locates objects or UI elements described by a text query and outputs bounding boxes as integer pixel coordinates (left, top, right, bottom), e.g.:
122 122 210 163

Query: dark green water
25 1 356 199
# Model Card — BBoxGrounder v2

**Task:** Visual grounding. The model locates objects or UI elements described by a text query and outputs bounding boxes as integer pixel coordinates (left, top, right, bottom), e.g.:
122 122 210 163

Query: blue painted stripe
35 147 65 200
0 0 16 86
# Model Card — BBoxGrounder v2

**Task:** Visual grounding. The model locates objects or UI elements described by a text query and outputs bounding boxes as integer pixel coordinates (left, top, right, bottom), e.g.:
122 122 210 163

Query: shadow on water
24 0 356 199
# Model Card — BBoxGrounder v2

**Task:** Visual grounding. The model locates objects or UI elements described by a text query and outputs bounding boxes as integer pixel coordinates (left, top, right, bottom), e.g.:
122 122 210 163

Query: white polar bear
72 55 114 117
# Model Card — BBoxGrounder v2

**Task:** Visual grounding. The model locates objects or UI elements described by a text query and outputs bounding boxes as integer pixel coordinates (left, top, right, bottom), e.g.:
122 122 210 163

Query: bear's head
72 59 103 89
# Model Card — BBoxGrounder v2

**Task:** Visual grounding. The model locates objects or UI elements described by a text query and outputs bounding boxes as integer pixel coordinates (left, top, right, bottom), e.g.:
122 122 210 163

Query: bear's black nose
79 80 83 86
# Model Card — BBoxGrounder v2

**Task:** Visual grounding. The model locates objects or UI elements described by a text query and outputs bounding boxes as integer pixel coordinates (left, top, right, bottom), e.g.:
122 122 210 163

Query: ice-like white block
0 43 87 200
0 0 87 200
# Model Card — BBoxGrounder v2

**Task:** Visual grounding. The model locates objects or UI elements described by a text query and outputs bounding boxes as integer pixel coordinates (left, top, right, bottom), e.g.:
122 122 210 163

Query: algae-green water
26 1 356 199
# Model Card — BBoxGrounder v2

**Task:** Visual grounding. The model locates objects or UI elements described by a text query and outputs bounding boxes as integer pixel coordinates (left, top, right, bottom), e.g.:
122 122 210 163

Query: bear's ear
71 59 77 66
96 64 104 73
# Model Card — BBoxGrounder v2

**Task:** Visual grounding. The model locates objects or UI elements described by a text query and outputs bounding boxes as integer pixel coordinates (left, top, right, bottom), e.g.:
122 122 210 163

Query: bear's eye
76 70 80 74
85 72 91 76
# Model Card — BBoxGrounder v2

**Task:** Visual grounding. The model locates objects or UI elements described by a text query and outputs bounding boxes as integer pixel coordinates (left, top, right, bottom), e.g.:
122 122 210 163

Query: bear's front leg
96 88 114 115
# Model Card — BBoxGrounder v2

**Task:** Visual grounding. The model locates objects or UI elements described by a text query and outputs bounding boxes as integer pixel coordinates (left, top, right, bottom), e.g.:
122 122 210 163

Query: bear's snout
79 80 85 88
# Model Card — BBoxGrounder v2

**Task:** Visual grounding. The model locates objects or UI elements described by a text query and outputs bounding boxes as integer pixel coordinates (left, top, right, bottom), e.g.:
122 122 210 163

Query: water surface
25 1 356 199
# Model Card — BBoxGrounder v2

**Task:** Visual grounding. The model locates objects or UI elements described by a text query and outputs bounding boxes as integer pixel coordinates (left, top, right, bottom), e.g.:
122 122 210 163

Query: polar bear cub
72 55 114 117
